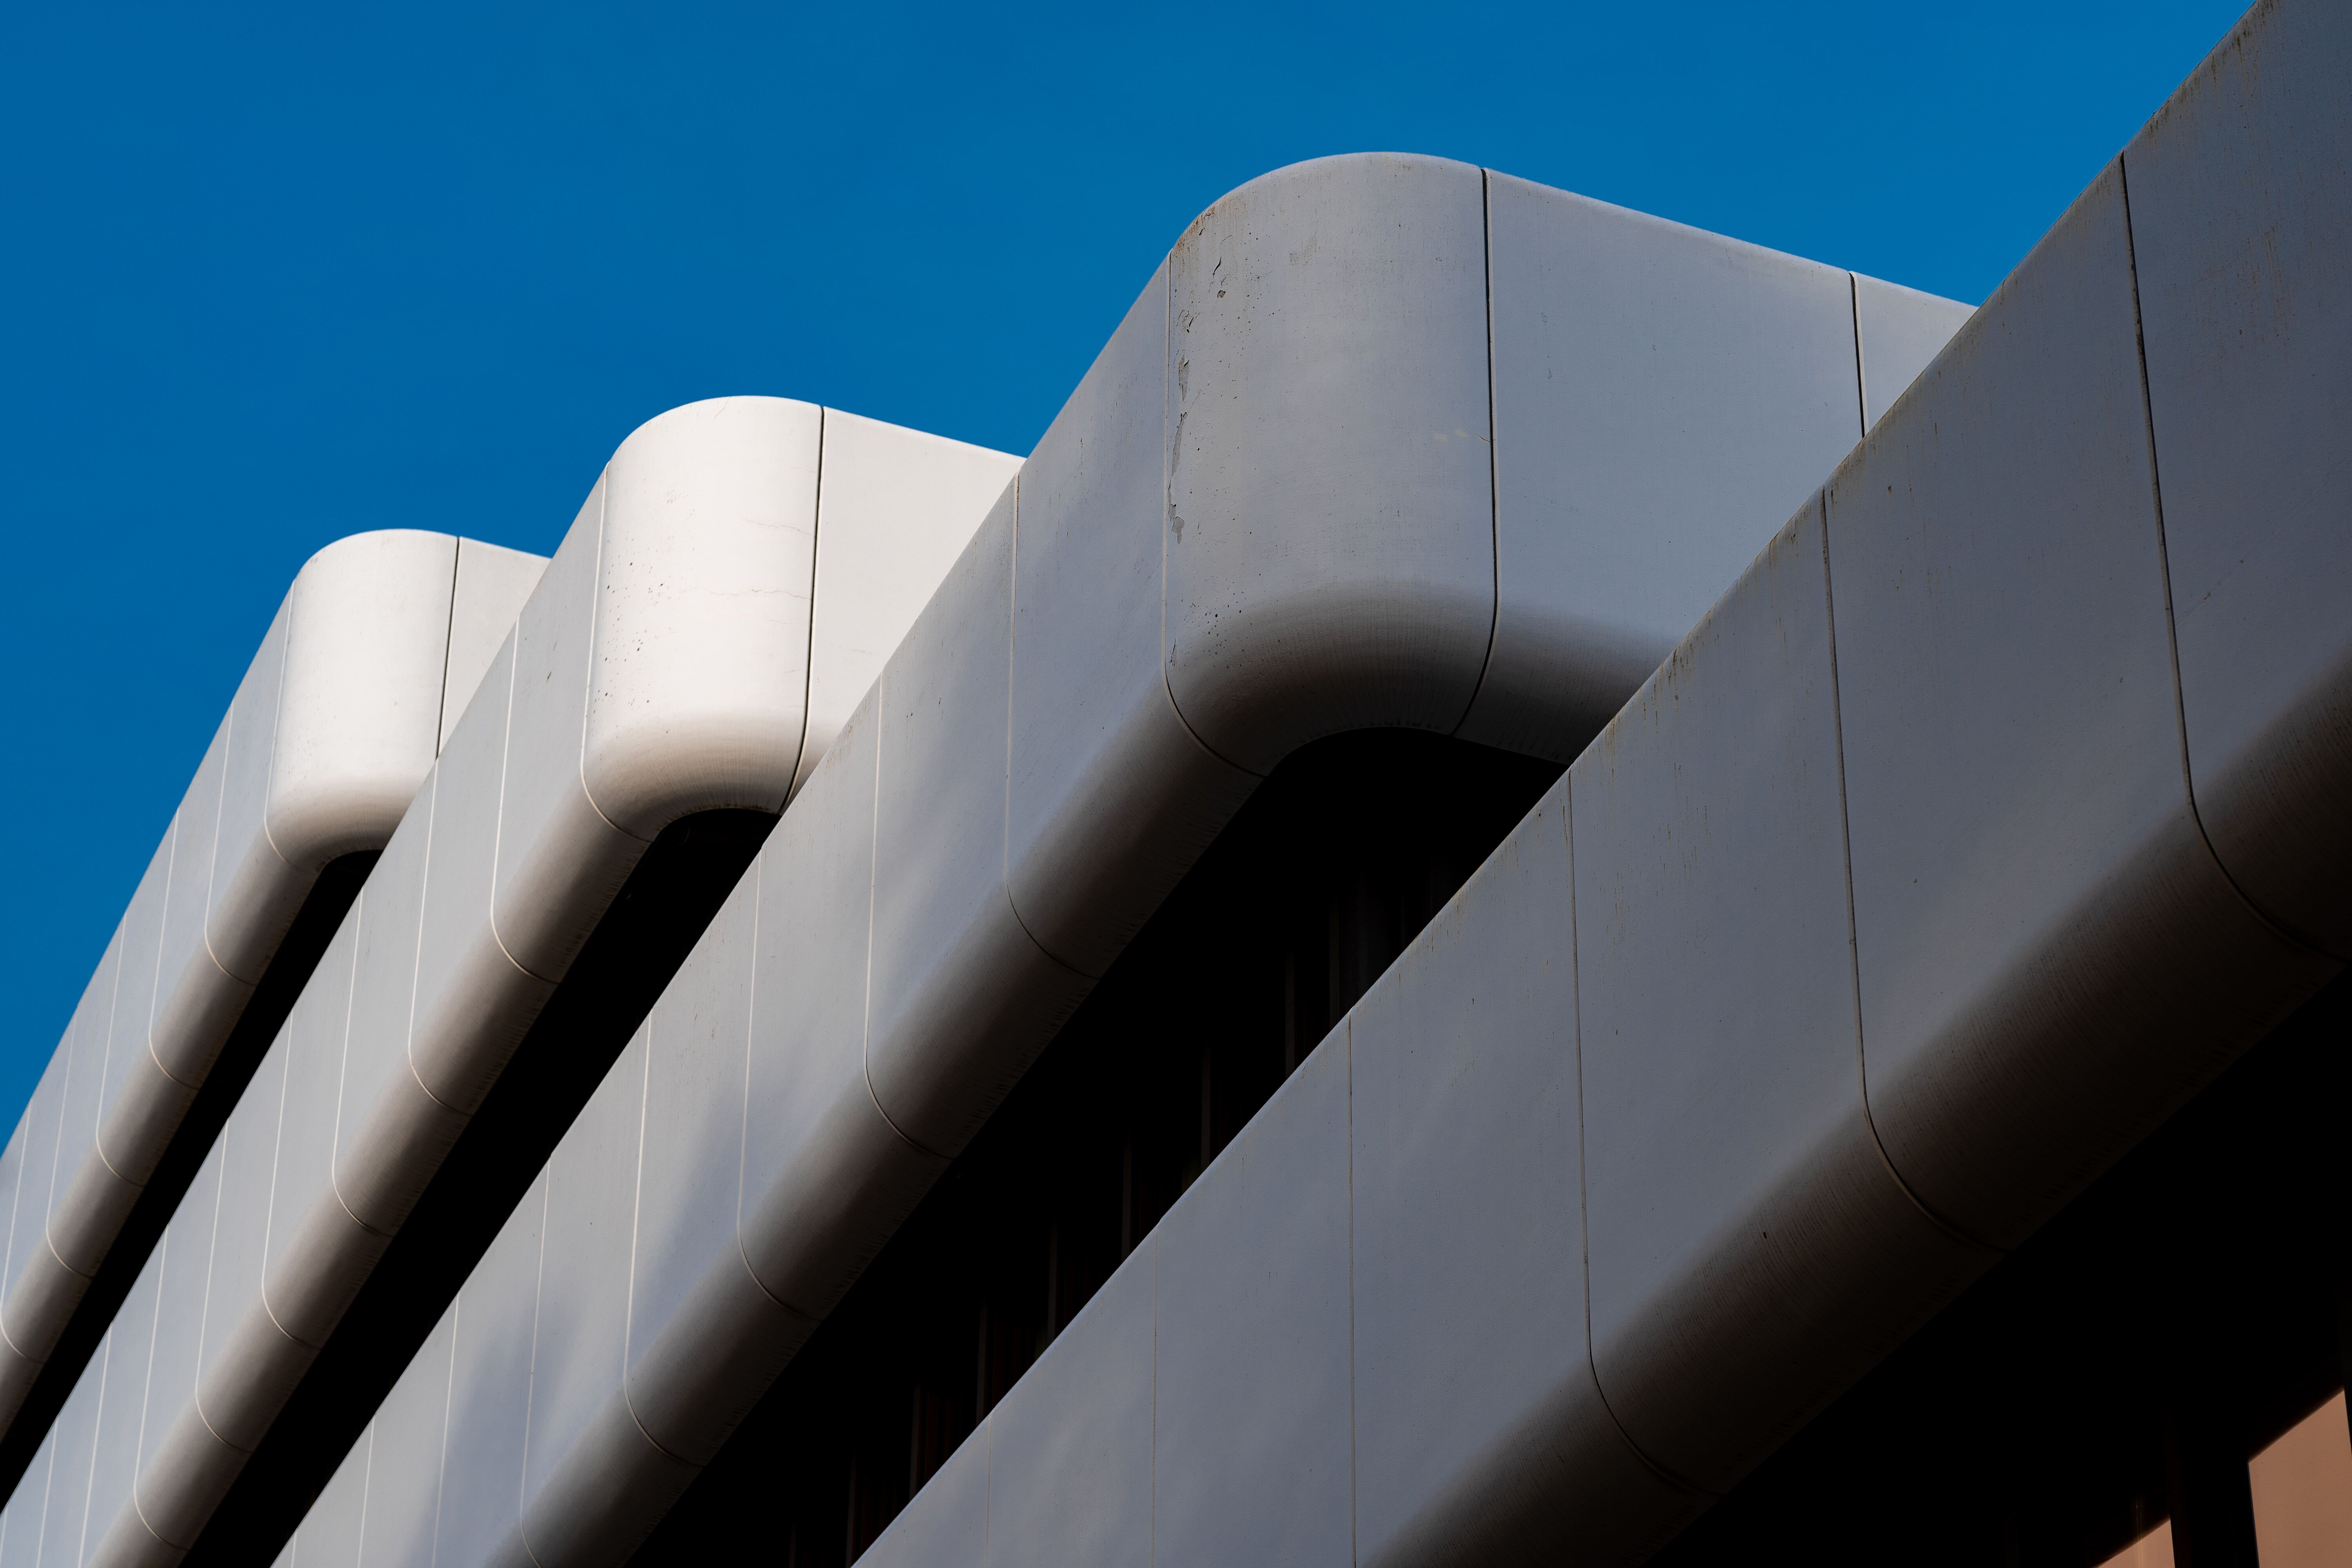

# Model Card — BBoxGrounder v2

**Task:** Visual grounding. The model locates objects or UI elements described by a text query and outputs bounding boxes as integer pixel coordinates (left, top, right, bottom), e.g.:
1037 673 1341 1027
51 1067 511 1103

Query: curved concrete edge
870 7 2343 1557
0 530 546 1451
270 159 1983 1568
35 399 1017 1568
2119 0 2352 959
316 6 2352 1556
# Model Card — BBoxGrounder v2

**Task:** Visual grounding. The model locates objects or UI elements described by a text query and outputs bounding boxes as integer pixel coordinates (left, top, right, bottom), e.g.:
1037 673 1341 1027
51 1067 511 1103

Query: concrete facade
4 1 2346 1564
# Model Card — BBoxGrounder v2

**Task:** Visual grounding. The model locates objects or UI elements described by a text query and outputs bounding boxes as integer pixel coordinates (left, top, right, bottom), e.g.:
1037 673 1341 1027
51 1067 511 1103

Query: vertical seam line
434 536 460 757
2114 151 2339 965
1817 490 2000 1253
1449 167 1503 739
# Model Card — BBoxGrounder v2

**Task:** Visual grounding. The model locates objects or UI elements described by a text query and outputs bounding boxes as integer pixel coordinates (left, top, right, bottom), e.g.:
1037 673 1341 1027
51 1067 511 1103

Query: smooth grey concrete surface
1163 155 1495 776
517 1029 647 1524
440 540 549 757
93 858 167 1171
258 917 356 1301
351 1311 451 1568
276 1428 367 1568
261 154 1980 1568
36 1352 99 1568
1852 272 1974 429
1154 1037 1354 1568
0 530 544 1449
1349 783 1695 1568
815 10 2339 1562
864 488 1092 1162
980 1251 1154 1568
798 413 1027 797
2 1430 53 1568
82 1283 153 1568
731 699 913 1330
1831 164 2331 1252
1005 260 1255 982
623 873 760 1403
861 1421 988 1568
2123 0 2352 958
1469 174 1871 762
1573 500 1987 1495
430 1179 543 1568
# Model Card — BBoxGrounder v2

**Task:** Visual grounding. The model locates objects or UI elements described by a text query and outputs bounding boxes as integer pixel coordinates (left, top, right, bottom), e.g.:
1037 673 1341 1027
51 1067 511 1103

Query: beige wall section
2252 1392 2352 1568
2086 1394 2352 1568
2097 1521 2173 1568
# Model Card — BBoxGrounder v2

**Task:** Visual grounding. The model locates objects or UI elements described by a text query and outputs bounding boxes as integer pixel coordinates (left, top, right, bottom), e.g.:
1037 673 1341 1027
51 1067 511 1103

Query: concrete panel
797 409 1022 795
737 693 893 1314
1152 1032 1351 1568
518 1030 647 1519
2 1061 69 1339
1830 166 2333 1249
405 634 548 1124
191 1038 287 1449
85 1269 159 1568
134 1170 217 1488
1468 174 1864 762
559 715 893 1521
2124 0 2352 955
1348 781 1697 1568
488 479 625 987
624 871 757 1390
582 396 818 834
286 1429 369 1568
95 838 173 1150
36 1354 102 1568
1163 153 1494 773
329 778 437 1242
1853 272 1974 430
1572 503 1989 1495
45 939 123 1277
260 910 359 1302
1005 262 1258 980
0 1134 23 1424
865 492 1090 1158
508 1395 695 1568
982 1243 1152 1568
3 525 502 1472
543 702 887 1520
441 541 546 756
149 726 245 1091
353 1310 453 1568
432 1181 546 1568
864 1423 986 1568
267 530 459 867
205 604 293 989
2 1432 56 1568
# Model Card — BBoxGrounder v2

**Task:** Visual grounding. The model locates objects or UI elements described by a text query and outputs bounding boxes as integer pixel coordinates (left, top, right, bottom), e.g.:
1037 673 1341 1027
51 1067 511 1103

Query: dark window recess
0 850 379 1504
185 809 778 1568
632 730 1564 1566
1651 968 2352 1568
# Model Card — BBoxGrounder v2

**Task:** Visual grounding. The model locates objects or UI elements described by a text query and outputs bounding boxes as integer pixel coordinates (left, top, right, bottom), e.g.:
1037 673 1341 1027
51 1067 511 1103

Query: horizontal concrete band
0 405 1020 1568
0 531 547 1451
853 5 2352 1564
250 165 1987 1568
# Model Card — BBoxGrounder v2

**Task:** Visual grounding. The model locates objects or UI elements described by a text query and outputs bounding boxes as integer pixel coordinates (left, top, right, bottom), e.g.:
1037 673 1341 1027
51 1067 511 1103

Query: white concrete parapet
4 401 1016 1568
0 532 545 1452
259 158 1974 1568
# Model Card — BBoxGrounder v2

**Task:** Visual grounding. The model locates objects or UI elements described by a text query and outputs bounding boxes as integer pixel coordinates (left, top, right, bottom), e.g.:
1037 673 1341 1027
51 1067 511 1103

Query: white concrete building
3 2 2347 1564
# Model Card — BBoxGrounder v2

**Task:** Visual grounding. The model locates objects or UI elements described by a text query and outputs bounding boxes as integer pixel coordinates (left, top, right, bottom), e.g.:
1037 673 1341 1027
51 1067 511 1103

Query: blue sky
2 0 2250 1122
